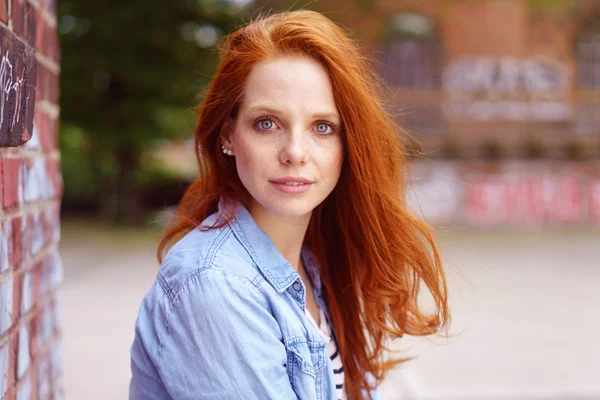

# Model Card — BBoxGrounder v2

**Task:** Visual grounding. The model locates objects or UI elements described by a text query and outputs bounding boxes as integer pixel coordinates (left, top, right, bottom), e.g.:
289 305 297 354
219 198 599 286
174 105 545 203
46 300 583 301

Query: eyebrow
245 105 340 122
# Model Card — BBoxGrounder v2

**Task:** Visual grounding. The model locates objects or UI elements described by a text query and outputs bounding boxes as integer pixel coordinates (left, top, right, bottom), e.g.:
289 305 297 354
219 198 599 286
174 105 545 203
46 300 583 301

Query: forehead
241 55 338 113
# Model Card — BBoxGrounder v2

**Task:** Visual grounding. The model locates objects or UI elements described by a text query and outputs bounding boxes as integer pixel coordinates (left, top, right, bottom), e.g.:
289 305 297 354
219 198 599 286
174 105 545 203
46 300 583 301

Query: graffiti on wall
463 174 596 226
443 56 572 121
0 26 36 147
408 162 600 227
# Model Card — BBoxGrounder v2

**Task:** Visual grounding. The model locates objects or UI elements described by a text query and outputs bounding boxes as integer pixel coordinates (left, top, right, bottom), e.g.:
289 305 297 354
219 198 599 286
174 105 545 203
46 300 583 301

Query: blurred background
55 0 600 399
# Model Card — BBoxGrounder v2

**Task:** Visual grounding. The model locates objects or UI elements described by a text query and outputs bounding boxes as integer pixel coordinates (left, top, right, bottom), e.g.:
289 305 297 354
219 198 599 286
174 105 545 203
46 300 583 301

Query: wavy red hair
158 10 450 399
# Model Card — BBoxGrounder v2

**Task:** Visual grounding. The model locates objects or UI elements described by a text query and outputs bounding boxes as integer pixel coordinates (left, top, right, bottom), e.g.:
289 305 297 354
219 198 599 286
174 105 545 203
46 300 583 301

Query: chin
257 195 320 219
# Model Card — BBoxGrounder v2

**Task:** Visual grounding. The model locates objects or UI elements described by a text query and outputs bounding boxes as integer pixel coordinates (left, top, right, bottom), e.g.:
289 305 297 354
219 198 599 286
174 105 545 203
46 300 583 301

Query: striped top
305 307 347 400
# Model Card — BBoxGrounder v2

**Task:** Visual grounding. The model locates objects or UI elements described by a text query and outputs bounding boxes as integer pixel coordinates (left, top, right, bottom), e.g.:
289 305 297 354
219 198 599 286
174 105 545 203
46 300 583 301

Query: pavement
58 220 600 400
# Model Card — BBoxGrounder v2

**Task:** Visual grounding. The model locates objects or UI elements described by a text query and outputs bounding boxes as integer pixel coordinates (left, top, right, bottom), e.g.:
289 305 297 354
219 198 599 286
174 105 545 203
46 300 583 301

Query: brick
47 159 62 198
16 325 29 379
27 320 38 387
10 271 21 327
49 70 59 104
27 314 37 359
38 66 46 103
51 293 61 331
36 114 52 151
6 326 17 396
0 278 13 336
47 23 60 62
11 217 22 268
34 8 45 51
11 0 25 36
0 341 8 398
32 114 47 151
22 158 56 204
36 64 45 102
15 373 30 400
30 212 43 256
36 356 49 399
0 0 6 24
52 118 60 148
39 251 62 296
46 68 52 104
36 353 49 399
1 158 21 209
24 1 36 46
49 338 60 380
41 116 57 152
19 268 33 315
38 302 52 346
0 220 12 272
44 206 60 244
40 209 51 249
19 216 29 269
33 262 40 303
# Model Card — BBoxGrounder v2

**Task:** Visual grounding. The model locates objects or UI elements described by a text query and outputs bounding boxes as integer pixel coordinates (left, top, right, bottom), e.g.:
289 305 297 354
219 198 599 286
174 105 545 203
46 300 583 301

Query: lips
273 181 308 186
269 177 313 194
269 177 313 184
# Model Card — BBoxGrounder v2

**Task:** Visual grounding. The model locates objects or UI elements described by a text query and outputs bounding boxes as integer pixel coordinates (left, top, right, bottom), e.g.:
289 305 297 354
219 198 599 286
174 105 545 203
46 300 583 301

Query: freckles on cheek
236 136 270 171
235 155 252 179
325 142 344 172
234 146 260 178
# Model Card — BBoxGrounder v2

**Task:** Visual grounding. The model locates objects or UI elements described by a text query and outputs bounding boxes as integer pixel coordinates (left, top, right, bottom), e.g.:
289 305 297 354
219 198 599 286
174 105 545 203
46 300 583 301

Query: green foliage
59 123 97 203
58 0 247 220
133 160 182 191
528 0 571 11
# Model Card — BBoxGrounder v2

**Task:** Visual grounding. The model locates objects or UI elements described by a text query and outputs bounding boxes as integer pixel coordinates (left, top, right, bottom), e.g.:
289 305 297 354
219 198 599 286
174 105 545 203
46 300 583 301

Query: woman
129 10 449 400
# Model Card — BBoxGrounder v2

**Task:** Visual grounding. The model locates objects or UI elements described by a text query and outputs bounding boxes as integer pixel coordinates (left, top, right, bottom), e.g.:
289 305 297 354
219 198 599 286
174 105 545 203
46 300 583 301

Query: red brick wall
0 0 62 399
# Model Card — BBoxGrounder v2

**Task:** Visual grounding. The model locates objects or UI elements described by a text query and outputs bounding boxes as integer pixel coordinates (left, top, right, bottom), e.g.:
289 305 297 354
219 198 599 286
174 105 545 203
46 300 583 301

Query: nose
279 128 309 166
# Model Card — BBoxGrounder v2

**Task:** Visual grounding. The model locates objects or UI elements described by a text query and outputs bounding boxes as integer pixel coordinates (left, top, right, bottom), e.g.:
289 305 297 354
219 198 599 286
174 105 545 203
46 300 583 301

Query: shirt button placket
292 280 305 307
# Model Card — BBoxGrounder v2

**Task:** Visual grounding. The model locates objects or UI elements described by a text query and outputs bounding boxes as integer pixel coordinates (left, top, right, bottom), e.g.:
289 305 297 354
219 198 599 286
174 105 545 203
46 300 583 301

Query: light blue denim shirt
129 199 384 399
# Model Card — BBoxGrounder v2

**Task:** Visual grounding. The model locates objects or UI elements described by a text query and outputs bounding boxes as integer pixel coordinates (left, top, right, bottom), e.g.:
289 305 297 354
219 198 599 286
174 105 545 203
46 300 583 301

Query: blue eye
315 122 335 135
257 119 275 131
316 123 330 134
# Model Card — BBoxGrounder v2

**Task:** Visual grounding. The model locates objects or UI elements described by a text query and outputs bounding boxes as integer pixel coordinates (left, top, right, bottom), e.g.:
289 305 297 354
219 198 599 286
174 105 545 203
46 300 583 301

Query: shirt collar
300 248 323 301
220 197 300 293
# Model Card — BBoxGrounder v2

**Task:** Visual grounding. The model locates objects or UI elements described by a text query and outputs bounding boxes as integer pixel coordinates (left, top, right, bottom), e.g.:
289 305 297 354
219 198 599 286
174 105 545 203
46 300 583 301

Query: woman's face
224 55 344 220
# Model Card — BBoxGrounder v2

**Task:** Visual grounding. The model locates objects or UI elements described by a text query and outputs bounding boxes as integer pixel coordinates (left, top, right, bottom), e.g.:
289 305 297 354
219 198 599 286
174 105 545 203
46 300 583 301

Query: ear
219 115 235 149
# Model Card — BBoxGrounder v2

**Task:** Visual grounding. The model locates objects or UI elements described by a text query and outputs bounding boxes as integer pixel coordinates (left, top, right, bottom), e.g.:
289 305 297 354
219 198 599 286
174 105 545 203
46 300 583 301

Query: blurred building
299 0 598 157
291 0 600 228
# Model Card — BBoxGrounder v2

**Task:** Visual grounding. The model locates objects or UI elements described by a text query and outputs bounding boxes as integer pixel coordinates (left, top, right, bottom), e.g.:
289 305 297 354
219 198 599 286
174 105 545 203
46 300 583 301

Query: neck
248 201 311 271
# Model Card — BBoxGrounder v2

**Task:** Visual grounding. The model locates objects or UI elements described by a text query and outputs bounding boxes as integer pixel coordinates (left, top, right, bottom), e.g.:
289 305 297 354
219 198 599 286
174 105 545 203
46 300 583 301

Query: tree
58 0 249 224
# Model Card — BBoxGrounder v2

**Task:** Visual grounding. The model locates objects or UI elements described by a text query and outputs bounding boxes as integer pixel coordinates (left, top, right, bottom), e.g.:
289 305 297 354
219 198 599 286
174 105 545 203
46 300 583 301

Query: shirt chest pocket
285 337 327 400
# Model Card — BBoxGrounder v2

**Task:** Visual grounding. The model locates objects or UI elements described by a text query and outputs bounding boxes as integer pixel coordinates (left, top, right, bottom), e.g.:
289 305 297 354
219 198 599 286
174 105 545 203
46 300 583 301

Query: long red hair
158 10 450 399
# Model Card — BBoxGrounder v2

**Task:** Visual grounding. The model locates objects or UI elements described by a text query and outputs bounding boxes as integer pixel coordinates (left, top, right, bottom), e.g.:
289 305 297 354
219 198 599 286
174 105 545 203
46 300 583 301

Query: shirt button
293 282 302 291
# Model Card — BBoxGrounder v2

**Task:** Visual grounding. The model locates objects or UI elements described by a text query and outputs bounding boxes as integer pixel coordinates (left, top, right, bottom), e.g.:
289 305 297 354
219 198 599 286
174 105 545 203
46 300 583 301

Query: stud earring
221 144 234 156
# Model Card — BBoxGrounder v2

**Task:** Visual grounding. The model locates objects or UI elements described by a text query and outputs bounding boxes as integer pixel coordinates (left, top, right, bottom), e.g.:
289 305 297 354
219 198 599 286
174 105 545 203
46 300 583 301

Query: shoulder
134 220 270 344
155 216 264 306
